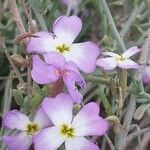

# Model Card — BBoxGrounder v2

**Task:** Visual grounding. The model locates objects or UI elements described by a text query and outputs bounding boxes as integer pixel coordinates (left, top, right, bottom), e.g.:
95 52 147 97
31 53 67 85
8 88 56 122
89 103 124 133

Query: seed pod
11 54 31 67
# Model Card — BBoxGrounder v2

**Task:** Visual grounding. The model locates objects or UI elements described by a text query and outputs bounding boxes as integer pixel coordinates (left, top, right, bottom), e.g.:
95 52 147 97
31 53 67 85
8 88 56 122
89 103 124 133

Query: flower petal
122 46 141 58
142 66 150 84
3 110 30 131
65 42 100 73
102 52 119 57
96 57 117 70
33 107 52 129
42 93 73 126
53 15 82 44
63 75 82 104
27 32 55 53
43 52 66 68
34 126 65 150
31 55 59 84
65 137 99 150
118 59 139 69
72 103 108 136
3 132 32 150
63 70 86 103
64 61 80 74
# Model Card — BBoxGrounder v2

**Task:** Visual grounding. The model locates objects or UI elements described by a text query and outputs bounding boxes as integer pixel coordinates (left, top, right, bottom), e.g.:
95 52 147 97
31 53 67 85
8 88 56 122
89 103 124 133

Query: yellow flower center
117 55 125 61
60 124 75 138
25 123 40 135
56 44 70 53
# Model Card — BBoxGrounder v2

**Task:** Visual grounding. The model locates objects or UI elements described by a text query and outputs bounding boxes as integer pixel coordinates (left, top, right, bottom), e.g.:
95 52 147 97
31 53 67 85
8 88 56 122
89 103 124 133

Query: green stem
98 0 126 52
98 85 113 116
85 75 110 85
120 3 145 38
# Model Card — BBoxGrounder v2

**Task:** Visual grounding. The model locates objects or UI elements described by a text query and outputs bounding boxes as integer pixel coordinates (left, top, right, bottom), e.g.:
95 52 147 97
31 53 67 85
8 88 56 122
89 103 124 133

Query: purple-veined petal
96 57 117 70
27 32 55 53
31 55 59 84
117 59 139 69
63 70 86 103
42 93 73 126
53 16 82 44
65 42 100 73
43 52 66 68
34 126 65 150
102 52 119 57
122 46 141 58
65 137 99 150
72 103 108 136
3 132 32 150
33 107 52 129
142 66 150 84
3 110 30 131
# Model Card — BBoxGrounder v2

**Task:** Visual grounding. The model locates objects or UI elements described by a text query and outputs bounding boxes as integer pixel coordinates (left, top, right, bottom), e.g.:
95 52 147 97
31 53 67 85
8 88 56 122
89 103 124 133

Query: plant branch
2 40 25 84
9 0 26 34
114 94 136 150
120 2 145 38
127 127 150 141
98 0 126 52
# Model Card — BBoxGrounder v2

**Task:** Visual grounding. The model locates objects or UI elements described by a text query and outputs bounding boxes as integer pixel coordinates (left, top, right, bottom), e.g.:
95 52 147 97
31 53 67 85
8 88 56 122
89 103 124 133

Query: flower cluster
3 93 108 150
3 15 141 150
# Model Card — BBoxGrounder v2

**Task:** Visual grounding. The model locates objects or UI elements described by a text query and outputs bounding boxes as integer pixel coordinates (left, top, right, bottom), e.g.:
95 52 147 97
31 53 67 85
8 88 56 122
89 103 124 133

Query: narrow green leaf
12 89 24 106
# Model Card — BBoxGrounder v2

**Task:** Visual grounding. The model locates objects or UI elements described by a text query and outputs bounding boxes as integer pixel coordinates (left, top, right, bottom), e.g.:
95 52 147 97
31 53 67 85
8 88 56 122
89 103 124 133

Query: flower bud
73 104 81 115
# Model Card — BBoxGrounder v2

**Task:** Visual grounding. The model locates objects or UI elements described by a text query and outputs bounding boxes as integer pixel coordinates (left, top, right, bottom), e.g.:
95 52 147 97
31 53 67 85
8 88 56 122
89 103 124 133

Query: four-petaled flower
142 66 150 84
27 15 100 73
34 93 108 150
32 52 86 103
96 46 141 70
2 108 51 150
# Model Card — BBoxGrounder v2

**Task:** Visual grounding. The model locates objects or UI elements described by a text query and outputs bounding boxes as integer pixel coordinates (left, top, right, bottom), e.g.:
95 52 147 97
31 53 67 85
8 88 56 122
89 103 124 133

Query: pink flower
142 66 150 84
27 15 100 73
31 52 86 103
96 46 141 70
2 108 52 150
34 93 108 150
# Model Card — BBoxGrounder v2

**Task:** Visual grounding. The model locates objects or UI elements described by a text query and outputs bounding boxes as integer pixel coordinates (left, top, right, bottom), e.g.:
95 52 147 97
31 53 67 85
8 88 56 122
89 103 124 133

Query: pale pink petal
53 16 82 44
122 46 141 58
27 32 55 53
42 93 73 126
118 59 139 69
43 52 66 68
31 55 59 84
72 103 108 136
65 42 100 73
33 107 52 129
102 52 119 57
3 110 30 131
34 126 65 150
142 66 150 84
96 57 117 70
3 132 32 150
65 137 99 150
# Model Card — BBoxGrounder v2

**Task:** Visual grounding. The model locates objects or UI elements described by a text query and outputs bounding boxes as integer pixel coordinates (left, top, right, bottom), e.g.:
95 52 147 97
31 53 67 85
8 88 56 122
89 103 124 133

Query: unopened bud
11 54 30 67
73 104 81 115
29 20 38 33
